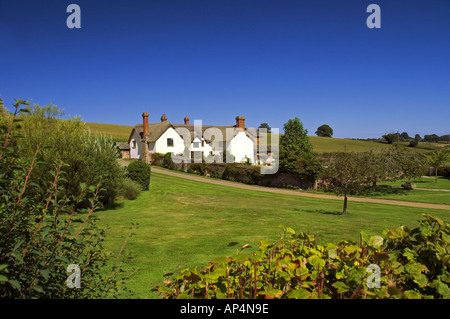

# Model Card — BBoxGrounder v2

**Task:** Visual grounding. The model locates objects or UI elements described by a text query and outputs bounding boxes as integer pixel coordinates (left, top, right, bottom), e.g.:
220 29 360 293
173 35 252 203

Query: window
132 141 136 149
167 138 174 147
193 142 200 148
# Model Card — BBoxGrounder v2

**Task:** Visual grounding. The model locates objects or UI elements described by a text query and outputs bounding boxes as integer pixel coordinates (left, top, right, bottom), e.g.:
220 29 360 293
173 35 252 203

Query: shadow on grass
360 185 411 197
100 201 125 211
300 208 343 216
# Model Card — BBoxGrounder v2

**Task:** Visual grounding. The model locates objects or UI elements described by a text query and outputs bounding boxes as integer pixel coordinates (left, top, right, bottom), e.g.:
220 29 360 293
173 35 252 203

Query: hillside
86 122 133 142
85 122 441 154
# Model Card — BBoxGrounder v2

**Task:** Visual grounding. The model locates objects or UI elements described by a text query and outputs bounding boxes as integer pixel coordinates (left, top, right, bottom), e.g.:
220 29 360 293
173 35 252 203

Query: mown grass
379 176 450 190
96 172 450 298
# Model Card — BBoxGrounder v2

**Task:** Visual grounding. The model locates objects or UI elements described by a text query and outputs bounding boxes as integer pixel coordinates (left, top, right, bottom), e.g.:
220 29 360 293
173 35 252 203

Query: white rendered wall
228 131 255 163
154 127 186 155
129 131 142 159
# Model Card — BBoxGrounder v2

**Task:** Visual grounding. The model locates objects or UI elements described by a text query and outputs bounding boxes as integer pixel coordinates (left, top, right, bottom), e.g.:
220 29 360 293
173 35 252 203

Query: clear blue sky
0 0 449 138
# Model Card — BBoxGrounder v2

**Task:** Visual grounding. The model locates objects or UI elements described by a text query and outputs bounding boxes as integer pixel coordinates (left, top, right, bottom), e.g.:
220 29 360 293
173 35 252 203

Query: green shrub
207 165 223 179
158 214 450 299
120 178 142 200
6 103 124 207
162 152 177 170
187 163 205 175
126 161 151 191
0 100 133 298
222 164 261 185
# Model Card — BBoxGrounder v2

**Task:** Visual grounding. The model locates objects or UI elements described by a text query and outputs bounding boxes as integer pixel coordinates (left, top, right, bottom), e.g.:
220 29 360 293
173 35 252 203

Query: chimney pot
184 116 189 125
161 114 167 122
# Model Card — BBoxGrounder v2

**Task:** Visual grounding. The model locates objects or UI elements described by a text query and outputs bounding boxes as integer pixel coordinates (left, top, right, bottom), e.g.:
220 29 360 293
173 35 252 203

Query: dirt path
151 167 450 211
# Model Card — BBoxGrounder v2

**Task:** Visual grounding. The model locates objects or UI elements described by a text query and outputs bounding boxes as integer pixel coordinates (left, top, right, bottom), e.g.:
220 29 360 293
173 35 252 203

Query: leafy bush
187 163 205 175
162 152 177 170
206 165 223 179
0 100 133 298
158 214 450 299
4 103 124 207
126 160 151 191
119 178 142 200
221 164 261 185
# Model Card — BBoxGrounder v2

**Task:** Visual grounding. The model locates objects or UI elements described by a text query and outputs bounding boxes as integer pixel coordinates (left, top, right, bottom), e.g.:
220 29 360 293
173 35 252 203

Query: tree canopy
315 124 333 138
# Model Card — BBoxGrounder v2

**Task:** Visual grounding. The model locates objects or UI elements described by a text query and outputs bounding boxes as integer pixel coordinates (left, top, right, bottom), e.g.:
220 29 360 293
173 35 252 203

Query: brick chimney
184 115 189 125
142 112 149 135
161 114 167 122
235 116 245 131
141 112 150 164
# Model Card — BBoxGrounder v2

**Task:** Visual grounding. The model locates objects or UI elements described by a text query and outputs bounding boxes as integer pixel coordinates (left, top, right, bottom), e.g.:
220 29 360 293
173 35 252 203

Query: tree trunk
435 167 438 183
342 195 348 216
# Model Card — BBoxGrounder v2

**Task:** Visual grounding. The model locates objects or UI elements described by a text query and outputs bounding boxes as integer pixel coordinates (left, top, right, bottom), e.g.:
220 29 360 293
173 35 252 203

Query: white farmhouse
128 112 256 164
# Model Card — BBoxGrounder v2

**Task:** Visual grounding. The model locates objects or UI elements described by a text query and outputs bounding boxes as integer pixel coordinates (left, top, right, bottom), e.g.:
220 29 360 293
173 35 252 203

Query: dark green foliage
382 132 405 144
400 132 410 140
315 124 333 137
119 178 142 200
187 163 205 175
126 161 151 191
221 164 261 185
424 134 440 143
258 123 271 133
162 152 177 170
415 134 422 142
158 214 450 299
0 100 133 298
279 118 321 180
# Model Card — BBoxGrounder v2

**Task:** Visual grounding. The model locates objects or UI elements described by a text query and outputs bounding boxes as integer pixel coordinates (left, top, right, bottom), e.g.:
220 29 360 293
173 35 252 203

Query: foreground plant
158 215 449 299
0 100 134 298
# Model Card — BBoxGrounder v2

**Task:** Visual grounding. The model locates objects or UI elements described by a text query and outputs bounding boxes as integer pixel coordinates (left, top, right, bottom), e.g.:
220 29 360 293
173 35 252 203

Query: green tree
279 117 317 177
258 123 271 133
322 152 367 215
315 124 333 137
424 148 450 183
400 132 410 140
382 132 403 144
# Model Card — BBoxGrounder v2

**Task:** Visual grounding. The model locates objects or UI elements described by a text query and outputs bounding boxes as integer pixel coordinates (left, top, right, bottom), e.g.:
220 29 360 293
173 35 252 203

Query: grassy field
86 122 133 142
97 171 450 299
379 176 450 190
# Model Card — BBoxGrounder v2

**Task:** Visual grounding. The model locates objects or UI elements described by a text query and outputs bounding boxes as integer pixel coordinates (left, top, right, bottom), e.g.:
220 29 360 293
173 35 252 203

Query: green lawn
379 176 450 190
368 189 450 205
96 172 450 298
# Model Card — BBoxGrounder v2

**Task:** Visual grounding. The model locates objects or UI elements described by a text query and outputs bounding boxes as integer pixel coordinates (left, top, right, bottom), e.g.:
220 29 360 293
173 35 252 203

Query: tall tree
279 117 320 178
